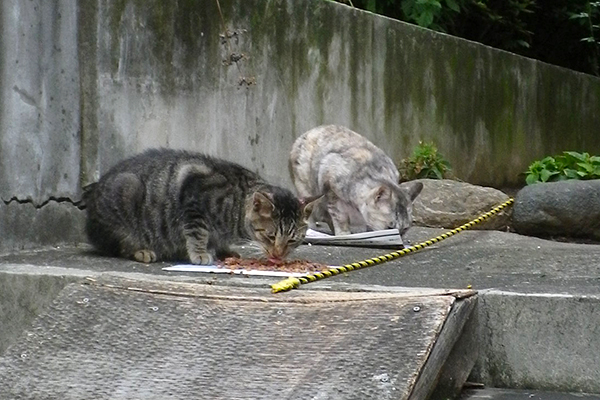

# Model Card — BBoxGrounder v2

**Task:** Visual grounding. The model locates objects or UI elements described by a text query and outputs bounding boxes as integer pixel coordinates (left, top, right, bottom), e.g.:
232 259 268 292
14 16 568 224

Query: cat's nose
270 246 288 260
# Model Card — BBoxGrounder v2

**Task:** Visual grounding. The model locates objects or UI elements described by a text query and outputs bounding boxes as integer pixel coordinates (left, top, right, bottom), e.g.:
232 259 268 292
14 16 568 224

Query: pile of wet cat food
218 257 329 274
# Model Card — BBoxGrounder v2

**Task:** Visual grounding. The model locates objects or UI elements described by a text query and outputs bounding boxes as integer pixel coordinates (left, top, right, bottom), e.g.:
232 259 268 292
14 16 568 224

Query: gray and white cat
84 148 319 264
289 125 423 237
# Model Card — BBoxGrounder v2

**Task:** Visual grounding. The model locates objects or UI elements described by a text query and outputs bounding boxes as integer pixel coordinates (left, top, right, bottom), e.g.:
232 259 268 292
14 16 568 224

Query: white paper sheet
162 229 403 276
163 264 313 277
304 228 404 248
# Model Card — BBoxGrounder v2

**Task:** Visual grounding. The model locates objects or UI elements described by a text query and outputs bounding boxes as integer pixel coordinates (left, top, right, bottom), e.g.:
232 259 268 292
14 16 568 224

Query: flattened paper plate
162 264 327 277
304 228 404 248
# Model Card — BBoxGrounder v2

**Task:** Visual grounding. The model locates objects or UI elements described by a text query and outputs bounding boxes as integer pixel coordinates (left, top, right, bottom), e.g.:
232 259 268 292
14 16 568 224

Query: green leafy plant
399 141 453 181
524 151 600 185
400 0 462 30
569 1 600 75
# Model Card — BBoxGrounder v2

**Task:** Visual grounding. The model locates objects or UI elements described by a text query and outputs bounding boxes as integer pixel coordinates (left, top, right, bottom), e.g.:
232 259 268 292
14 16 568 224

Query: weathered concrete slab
3 0 600 255
430 300 479 400
460 388 600 400
0 0 81 204
0 201 85 253
0 277 476 400
1 227 600 394
471 290 600 394
0 272 79 356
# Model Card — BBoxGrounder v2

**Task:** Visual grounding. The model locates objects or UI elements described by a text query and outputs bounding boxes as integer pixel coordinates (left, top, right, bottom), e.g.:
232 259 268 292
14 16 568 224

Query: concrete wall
473 291 600 393
1 0 600 253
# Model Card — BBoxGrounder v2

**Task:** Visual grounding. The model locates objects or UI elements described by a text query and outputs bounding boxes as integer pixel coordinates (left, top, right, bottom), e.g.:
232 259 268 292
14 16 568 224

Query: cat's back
291 125 393 167
290 125 397 192
98 148 257 185
85 148 263 259
88 148 262 212
99 148 205 179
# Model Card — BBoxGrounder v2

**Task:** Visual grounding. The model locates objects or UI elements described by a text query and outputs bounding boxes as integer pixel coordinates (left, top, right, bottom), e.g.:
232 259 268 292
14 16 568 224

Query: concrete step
1 225 599 394
460 388 600 400
0 276 477 399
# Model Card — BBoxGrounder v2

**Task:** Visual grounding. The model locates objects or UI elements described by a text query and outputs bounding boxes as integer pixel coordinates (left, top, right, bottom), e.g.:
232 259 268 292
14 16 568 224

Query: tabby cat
83 148 318 264
289 125 423 237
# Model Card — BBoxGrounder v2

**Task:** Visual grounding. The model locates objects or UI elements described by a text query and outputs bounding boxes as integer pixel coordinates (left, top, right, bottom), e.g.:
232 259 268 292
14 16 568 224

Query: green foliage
400 0 463 30
568 1 600 75
465 0 535 51
524 151 600 185
332 0 535 49
399 141 453 181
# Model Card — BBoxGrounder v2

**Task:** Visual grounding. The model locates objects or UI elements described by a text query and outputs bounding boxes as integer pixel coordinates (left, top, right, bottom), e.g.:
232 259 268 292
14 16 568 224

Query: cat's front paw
189 252 214 265
133 250 157 263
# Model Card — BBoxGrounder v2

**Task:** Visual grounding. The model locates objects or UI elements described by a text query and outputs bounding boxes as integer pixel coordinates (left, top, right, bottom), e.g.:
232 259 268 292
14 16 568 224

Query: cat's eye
265 233 276 241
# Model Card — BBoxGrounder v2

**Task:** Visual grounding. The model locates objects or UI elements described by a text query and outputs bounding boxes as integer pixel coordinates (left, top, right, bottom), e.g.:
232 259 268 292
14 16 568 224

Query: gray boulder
403 179 511 230
513 179 600 240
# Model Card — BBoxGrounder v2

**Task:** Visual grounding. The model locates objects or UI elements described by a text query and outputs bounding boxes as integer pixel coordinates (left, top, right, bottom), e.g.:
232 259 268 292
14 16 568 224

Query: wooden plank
429 300 479 400
408 296 478 400
0 278 474 399
86 275 477 302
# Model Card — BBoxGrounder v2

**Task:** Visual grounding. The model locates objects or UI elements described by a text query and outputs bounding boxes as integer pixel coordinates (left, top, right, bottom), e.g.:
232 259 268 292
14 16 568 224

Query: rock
513 180 600 241
402 179 511 230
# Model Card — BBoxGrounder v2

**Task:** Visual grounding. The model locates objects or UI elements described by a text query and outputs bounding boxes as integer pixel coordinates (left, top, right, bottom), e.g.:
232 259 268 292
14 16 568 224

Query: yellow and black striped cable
271 198 514 293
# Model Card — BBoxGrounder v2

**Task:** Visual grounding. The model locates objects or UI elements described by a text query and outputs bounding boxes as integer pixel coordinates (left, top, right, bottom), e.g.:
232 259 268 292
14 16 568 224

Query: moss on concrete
7 0 600 255
97 0 600 187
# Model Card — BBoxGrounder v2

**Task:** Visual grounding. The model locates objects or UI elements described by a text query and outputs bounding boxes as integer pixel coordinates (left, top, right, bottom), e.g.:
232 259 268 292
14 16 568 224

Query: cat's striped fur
83 148 318 264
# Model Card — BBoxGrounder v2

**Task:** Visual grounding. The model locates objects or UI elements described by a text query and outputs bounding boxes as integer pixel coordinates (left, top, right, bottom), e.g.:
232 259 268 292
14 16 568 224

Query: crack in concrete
1 196 85 210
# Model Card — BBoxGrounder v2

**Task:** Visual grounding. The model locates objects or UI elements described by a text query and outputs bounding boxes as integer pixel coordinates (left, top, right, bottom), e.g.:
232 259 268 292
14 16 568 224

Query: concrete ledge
0 270 81 355
0 277 477 399
1 226 600 394
461 388 600 400
473 290 600 393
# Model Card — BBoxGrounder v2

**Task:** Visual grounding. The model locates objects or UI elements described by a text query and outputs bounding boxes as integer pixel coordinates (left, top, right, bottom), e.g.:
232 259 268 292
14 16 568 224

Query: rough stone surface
0 280 463 400
513 180 600 241
461 388 600 400
406 179 511 230
0 273 77 356
0 201 86 253
1 227 600 393
472 290 600 393
0 0 81 203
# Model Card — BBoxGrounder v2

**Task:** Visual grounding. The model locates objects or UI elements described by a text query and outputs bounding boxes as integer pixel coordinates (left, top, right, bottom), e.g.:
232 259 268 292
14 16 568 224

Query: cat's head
359 180 423 236
246 187 320 261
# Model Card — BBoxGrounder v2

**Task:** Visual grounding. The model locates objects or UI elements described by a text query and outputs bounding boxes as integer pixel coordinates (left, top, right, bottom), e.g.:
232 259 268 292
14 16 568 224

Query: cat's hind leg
89 173 160 262
115 235 158 263
108 175 159 263
132 249 157 263
326 194 353 235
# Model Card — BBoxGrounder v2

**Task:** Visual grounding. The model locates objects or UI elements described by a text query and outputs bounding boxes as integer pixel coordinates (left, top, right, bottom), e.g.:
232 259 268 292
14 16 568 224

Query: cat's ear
300 194 323 220
401 181 423 202
253 191 275 218
373 185 392 203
